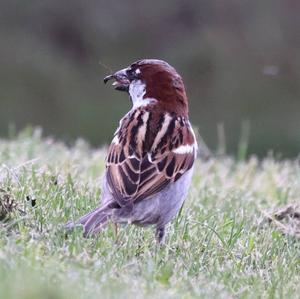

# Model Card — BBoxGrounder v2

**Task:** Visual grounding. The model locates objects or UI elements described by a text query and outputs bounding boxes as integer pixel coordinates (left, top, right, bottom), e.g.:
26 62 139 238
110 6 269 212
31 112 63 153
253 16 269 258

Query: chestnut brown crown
104 59 189 117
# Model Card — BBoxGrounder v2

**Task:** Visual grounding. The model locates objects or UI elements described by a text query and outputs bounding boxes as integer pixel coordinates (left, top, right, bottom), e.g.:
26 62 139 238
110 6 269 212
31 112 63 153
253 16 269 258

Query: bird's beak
104 68 130 92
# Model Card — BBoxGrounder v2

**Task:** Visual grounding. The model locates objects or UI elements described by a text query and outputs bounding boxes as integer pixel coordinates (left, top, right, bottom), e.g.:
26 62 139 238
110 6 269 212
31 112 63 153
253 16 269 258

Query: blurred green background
0 0 299 157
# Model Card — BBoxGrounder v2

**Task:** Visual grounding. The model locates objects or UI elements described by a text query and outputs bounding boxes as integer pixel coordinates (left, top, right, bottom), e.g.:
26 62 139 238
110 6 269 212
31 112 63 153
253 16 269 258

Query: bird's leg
112 222 118 239
155 226 166 245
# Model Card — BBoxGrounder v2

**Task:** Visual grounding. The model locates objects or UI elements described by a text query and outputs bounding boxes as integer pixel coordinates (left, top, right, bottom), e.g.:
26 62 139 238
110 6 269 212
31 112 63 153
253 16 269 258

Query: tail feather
66 205 113 237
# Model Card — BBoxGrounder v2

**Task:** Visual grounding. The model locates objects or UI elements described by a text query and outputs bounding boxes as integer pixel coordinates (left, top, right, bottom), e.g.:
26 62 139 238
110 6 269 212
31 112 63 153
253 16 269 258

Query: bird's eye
126 68 139 81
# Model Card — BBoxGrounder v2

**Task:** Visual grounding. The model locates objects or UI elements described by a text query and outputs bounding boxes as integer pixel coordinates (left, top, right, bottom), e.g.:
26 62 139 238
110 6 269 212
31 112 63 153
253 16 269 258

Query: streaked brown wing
105 111 196 206
133 150 195 202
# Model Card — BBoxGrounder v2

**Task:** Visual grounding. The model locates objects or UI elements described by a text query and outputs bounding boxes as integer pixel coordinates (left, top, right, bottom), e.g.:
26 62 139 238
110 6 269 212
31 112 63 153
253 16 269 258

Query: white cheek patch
129 80 157 108
129 80 145 101
172 144 195 154
135 68 141 74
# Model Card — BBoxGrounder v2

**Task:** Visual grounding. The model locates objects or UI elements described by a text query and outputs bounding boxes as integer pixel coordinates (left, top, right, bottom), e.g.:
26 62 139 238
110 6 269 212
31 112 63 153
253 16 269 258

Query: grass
0 128 300 299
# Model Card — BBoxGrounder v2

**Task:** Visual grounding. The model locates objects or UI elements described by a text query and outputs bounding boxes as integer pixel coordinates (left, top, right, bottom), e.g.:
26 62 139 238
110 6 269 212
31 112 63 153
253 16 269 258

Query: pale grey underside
100 167 194 229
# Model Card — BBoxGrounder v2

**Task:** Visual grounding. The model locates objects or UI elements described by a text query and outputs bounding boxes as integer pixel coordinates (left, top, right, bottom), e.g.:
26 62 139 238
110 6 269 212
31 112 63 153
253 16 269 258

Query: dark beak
103 68 130 92
103 74 114 84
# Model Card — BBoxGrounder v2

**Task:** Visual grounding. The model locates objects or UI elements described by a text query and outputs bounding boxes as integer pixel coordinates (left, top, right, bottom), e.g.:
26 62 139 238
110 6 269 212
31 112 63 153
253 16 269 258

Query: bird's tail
66 205 113 237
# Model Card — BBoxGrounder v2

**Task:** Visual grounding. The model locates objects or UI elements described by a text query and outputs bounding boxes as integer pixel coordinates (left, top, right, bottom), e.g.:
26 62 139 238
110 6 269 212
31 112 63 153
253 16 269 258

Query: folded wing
106 109 197 206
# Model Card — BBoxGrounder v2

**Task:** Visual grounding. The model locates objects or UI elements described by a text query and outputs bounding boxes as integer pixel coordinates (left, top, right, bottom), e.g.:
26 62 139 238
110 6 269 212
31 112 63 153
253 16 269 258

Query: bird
66 59 197 243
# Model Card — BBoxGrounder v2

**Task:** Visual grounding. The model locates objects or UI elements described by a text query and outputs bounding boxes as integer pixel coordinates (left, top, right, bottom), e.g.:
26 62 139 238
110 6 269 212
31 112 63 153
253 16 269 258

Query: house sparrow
67 59 197 243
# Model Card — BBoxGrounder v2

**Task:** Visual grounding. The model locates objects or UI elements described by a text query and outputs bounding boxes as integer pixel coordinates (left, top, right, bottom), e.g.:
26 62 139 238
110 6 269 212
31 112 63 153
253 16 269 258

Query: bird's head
104 59 188 116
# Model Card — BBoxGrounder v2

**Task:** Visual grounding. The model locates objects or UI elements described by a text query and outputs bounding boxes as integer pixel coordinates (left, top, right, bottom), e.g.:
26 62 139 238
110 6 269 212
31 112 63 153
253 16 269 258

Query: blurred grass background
0 0 299 157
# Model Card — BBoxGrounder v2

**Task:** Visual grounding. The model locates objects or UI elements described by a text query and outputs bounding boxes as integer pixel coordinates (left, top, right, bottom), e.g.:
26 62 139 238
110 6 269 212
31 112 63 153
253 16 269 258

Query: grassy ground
0 129 300 299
